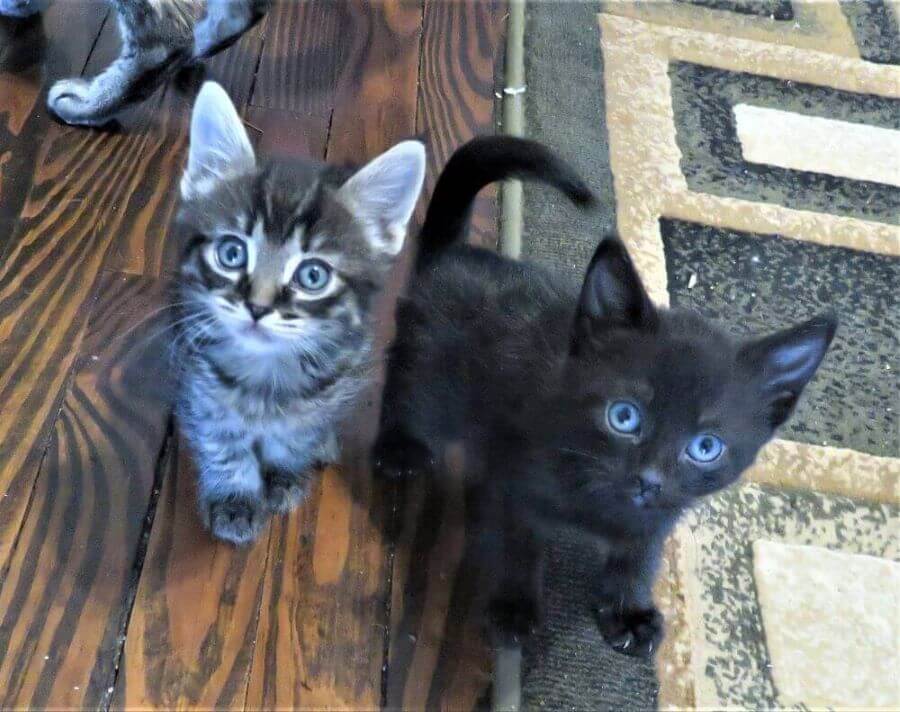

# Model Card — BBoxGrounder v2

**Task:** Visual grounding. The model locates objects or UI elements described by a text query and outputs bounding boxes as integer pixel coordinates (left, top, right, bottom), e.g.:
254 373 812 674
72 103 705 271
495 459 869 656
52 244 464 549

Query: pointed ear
739 313 837 428
572 236 656 348
181 82 255 199
337 140 426 256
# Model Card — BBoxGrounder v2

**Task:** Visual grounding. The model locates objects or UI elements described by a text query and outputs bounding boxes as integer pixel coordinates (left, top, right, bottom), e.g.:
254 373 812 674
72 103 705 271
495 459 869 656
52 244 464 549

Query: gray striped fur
173 84 425 544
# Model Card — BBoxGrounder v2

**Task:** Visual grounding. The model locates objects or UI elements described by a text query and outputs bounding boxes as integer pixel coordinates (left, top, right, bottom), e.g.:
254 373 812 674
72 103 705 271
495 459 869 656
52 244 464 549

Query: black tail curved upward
417 136 595 267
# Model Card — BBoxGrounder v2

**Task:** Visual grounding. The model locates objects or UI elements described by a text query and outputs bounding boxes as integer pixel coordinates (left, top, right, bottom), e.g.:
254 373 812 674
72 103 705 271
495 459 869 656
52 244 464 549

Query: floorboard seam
238 504 278 711
100 415 174 712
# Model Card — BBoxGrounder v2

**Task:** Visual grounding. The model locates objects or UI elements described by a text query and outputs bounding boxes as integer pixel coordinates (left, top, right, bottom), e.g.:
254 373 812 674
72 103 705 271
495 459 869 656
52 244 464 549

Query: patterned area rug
521 1 899 709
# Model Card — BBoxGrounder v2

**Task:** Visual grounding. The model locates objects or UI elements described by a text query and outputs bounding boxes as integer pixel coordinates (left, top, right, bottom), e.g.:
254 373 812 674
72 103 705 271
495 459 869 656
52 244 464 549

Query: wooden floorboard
110 441 271 710
0 121 155 579
0 2 108 261
415 0 504 247
0 1 505 708
251 0 353 114
0 272 172 709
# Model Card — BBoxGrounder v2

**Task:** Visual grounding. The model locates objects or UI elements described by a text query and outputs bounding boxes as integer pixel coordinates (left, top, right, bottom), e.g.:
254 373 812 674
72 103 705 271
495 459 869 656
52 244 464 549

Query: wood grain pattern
251 0 355 114
0 271 172 709
0 123 155 579
243 106 331 161
111 442 270 710
415 0 505 246
0 2 108 255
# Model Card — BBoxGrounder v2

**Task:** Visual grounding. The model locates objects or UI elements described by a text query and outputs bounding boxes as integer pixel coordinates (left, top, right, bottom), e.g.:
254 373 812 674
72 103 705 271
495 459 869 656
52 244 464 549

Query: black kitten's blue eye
687 434 724 463
294 258 332 293
606 400 642 435
216 237 247 270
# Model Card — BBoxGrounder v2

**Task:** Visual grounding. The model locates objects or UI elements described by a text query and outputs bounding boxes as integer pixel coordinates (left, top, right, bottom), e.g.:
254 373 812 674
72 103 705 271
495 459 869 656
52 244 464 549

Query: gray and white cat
174 82 425 544
0 0 269 126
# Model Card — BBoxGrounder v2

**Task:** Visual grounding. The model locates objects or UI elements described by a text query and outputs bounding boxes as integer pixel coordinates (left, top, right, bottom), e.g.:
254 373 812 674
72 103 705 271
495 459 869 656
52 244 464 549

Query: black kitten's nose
638 469 662 496
247 303 272 321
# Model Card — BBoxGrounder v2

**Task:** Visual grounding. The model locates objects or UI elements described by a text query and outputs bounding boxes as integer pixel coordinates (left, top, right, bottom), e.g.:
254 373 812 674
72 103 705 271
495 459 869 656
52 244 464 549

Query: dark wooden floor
0 2 505 708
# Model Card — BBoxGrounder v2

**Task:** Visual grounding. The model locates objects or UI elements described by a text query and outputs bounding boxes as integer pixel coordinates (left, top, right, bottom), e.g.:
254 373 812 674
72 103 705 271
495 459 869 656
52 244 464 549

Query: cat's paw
264 469 313 514
595 603 664 658
371 433 433 480
206 495 267 545
47 78 104 126
486 593 542 647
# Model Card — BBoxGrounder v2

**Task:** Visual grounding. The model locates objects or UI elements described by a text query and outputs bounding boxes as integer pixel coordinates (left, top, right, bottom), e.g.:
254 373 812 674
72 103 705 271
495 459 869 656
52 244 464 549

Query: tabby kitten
374 136 836 655
0 0 271 126
175 82 425 545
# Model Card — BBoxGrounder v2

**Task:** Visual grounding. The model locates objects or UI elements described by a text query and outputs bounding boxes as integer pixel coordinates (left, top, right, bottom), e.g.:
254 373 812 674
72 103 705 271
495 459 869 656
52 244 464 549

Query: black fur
417 135 594 267
374 136 837 654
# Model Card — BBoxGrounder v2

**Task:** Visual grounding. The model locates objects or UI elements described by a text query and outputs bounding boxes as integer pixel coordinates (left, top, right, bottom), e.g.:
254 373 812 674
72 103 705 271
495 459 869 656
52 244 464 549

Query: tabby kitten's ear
572 236 656 350
181 82 255 200
739 314 837 429
337 141 426 256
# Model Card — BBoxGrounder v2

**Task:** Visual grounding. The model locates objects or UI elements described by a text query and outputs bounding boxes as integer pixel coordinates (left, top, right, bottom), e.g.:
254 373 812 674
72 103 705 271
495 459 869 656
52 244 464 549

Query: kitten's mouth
240 322 275 341
630 491 657 508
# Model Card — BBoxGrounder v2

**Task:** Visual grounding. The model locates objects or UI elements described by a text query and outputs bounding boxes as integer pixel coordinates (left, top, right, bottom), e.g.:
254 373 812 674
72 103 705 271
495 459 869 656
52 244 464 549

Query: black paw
206 495 266 545
487 594 542 646
595 603 663 658
371 432 434 480
264 468 313 514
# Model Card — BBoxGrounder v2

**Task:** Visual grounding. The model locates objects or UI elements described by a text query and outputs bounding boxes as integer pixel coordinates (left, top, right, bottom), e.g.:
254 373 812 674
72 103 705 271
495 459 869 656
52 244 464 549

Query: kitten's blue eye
294 259 332 293
216 237 247 270
606 401 642 435
687 434 724 463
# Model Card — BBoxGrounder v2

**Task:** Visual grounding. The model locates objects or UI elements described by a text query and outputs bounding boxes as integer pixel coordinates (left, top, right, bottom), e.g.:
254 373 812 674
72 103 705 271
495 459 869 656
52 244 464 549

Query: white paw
47 78 103 126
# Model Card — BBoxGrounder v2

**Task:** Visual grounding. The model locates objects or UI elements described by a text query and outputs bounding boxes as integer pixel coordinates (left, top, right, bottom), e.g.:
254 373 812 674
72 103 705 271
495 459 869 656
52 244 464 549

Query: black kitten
374 136 837 656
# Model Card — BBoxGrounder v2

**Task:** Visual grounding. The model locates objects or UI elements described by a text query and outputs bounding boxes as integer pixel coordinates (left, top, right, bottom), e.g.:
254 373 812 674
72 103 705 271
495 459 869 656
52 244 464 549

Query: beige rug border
598 12 899 313
597 10 900 709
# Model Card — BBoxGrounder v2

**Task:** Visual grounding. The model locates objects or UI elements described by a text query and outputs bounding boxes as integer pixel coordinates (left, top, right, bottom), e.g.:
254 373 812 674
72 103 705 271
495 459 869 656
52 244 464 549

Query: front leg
486 516 545 646
260 428 335 515
594 537 665 658
183 418 267 545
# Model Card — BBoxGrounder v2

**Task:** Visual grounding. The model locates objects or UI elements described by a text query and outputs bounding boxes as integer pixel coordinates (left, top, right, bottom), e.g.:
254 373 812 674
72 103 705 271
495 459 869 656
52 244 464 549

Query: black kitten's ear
572 236 656 347
739 313 837 428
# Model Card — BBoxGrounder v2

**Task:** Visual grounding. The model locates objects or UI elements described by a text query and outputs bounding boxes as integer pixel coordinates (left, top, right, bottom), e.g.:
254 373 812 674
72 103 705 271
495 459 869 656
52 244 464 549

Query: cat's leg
193 0 270 60
485 500 545 645
0 0 51 18
372 362 436 479
260 427 332 515
594 536 666 658
47 0 192 126
193 435 268 545
179 395 268 544
371 424 436 480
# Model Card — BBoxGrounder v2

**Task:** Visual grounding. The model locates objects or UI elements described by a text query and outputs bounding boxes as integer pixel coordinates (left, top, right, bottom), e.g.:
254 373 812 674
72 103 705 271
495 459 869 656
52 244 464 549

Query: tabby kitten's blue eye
216 237 247 270
686 434 724 463
294 259 332 293
607 401 642 434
